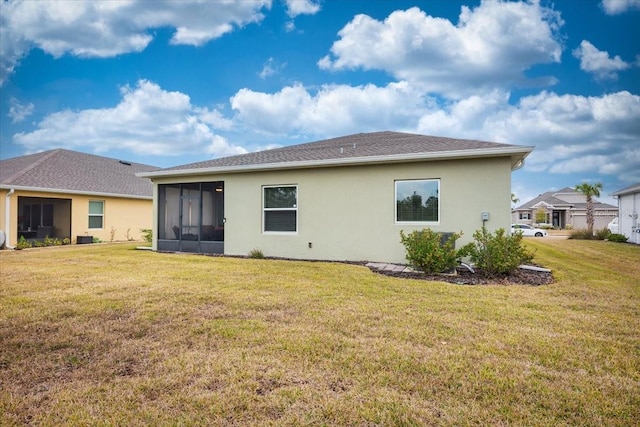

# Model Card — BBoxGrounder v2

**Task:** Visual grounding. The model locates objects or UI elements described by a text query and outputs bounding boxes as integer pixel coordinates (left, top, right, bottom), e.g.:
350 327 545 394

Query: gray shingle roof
0 149 158 198
142 131 532 177
611 182 640 197
515 187 617 210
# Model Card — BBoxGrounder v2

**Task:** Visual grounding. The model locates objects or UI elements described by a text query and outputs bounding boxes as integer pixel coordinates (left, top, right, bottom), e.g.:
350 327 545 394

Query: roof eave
611 184 640 197
138 146 534 180
0 185 152 200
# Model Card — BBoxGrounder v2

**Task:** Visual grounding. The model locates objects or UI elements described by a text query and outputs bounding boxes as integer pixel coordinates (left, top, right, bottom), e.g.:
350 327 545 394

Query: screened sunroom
157 181 224 253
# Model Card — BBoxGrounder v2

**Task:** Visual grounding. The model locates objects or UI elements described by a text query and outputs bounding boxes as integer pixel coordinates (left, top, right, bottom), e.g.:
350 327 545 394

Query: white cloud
318 2 563 97
285 0 321 18
12 80 246 158
0 0 271 86
601 0 640 14
7 97 34 123
258 57 286 79
230 81 427 137
573 40 630 80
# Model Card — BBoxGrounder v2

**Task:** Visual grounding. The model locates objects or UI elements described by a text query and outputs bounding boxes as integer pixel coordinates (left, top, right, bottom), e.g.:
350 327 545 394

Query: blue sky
1 0 639 205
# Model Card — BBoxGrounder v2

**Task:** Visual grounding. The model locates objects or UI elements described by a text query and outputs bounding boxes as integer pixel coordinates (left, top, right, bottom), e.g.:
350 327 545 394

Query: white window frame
88 200 104 229
263 185 298 234
519 212 531 220
395 179 440 224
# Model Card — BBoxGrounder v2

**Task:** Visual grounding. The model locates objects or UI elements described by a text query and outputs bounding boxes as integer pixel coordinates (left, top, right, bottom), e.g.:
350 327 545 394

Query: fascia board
0 185 152 200
611 184 640 197
138 146 535 180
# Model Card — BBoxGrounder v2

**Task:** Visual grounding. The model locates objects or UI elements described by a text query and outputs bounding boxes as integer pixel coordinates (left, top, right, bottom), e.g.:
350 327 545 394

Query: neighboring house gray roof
611 182 640 197
515 187 617 211
139 131 533 178
0 149 158 198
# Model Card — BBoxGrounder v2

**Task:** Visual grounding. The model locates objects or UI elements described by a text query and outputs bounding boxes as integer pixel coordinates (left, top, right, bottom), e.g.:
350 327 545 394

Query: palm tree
575 182 603 236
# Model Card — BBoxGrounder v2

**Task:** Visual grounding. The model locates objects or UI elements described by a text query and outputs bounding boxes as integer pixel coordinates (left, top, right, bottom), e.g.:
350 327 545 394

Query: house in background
139 131 533 264
1 149 158 248
611 183 640 244
512 187 618 230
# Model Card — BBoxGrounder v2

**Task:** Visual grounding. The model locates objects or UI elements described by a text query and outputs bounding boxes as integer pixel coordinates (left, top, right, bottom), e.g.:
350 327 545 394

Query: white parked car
511 224 547 237
607 217 619 234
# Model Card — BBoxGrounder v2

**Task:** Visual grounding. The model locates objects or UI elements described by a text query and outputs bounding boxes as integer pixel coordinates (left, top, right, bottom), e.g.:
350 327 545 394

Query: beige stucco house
512 187 618 230
139 131 533 264
0 149 157 248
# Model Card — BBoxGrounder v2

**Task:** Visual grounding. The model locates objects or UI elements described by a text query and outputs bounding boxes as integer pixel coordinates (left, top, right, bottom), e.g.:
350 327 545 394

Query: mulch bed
198 252 554 286
370 265 554 286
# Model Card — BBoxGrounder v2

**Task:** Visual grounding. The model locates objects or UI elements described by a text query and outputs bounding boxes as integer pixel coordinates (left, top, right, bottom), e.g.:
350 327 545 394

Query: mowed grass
0 240 638 426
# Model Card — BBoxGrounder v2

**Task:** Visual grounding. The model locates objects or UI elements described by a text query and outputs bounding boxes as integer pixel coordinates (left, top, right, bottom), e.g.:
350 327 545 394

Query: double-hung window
395 179 439 223
263 185 297 232
88 200 104 229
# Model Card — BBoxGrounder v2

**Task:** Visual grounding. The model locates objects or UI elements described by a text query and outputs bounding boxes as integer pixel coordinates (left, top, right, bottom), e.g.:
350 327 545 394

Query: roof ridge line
3 149 62 184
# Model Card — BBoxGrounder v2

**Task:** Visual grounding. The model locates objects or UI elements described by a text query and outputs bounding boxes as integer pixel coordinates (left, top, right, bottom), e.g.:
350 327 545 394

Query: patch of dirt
370 265 554 286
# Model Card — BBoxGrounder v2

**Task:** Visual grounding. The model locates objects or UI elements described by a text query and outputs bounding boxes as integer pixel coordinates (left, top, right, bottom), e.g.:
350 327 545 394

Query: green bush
458 227 534 278
15 236 32 250
607 233 628 243
140 228 153 242
399 229 461 274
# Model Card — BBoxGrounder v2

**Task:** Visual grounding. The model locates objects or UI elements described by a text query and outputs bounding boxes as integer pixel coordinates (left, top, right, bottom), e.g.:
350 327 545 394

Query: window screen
264 186 297 232
396 180 439 223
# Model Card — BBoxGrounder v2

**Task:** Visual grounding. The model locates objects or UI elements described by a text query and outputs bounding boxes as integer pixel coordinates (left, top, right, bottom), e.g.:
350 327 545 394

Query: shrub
595 227 611 240
140 228 153 242
15 236 32 250
42 236 62 246
248 248 265 259
608 233 628 243
569 229 593 240
92 237 102 244
569 228 609 240
399 229 461 274
458 227 534 278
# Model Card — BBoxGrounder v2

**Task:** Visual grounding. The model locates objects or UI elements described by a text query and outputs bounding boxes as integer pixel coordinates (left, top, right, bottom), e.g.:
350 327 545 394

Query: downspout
5 188 15 248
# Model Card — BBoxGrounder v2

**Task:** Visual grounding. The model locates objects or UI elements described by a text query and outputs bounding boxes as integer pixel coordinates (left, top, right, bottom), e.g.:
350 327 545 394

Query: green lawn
1 240 638 426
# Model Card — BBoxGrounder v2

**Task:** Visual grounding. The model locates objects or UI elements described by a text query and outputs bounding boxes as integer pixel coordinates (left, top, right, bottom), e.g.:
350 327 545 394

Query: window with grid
88 200 104 229
263 186 297 232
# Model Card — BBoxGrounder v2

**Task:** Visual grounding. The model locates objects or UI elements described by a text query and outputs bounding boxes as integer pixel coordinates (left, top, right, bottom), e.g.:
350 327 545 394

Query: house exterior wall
152 157 512 264
0 189 152 247
618 190 640 244
71 194 152 243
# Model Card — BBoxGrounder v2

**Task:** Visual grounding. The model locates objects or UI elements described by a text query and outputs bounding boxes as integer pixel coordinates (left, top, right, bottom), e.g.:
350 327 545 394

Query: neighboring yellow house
0 149 157 248
139 131 534 264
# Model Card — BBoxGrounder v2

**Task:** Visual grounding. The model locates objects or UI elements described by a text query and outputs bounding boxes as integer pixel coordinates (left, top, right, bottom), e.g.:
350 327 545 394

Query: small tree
575 182 603 236
535 208 547 224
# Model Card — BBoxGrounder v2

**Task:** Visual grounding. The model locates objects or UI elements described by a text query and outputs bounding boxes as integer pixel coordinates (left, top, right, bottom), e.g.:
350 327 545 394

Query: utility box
77 236 93 244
